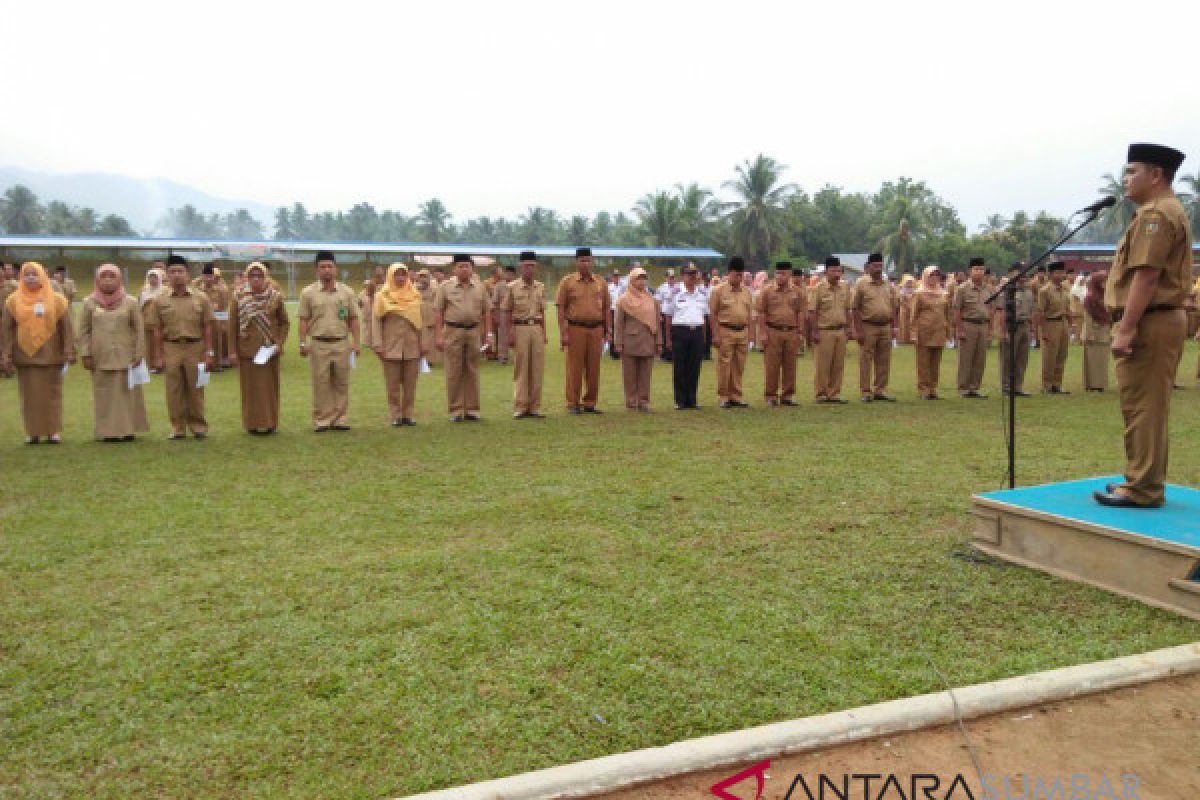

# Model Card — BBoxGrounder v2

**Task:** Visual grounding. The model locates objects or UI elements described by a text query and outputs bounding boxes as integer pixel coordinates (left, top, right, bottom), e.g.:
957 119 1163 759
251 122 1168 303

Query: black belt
165 337 200 343
963 319 988 324
512 319 541 326
863 320 892 326
1043 316 1065 321
766 323 798 331
445 321 478 329
569 319 603 329
1111 305 1180 324
819 324 845 330
671 323 704 330
719 322 746 331
313 335 346 342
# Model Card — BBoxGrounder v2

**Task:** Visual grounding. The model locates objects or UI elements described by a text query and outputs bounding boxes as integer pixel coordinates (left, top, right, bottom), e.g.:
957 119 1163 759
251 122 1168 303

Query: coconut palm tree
567 215 591 246
1177 170 1200 230
721 155 795 267
518 207 560 244
417 198 452 242
1096 172 1134 240
635 191 684 247
1 185 45 233
875 219 918 277
674 182 719 245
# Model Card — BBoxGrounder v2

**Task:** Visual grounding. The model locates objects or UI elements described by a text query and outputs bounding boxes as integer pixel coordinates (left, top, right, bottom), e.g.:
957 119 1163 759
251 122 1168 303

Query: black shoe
392 419 403 427
265 428 276 435
568 407 583 415
720 401 733 409
861 394 874 402
450 416 464 423
1092 490 1161 509
332 424 351 431
780 399 798 406
731 400 748 408
526 412 545 419
962 390 986 398
1015 390 1031 397
193 432 207 440
314 426 330 433
122 434 135 441
465 414 481 422
402 418 416 426
873 394 896 402
102 437 122 443
582 407 602 414
828 398 848 405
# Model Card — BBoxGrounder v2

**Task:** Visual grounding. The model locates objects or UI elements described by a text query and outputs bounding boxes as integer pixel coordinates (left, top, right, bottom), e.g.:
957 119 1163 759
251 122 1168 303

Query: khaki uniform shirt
1104 194 1194 313
755 281 807 327
850 277 898 324
490 278 510 314
503 279 546 322
810 278 851 328
78 296 145 370
297 282 358 338
911 290 951 347
147 288 216 340
434 276 488 325
555 273 610 323
708 282 753 327
418 285 437 331
1009 287 1035 322
2 300 75 366
953 280 991 323
372 312 422 360
1037 282 1071 320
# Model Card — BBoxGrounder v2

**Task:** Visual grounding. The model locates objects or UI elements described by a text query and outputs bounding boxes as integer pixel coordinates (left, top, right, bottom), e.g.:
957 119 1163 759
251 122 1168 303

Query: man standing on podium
1093 143 1191 509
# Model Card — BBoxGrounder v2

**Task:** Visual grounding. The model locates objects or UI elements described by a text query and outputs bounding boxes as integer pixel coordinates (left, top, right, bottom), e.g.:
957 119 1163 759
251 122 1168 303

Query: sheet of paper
127 360 151 390
196 362 210 389
213 311 230 322
419 357 431 374
349 350 357 369
61 362 68 375
253 344 278 365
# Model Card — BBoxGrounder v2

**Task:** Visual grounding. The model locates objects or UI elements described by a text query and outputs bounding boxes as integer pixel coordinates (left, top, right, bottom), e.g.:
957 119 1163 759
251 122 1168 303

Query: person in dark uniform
1094 143 1192 508
663 264 709 410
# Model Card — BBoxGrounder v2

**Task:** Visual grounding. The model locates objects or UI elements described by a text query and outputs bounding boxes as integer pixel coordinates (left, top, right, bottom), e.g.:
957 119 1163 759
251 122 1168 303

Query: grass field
2 314 1199 799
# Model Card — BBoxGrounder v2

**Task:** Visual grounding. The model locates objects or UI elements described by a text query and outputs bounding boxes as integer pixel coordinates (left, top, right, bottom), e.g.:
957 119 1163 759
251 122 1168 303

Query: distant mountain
0 166 276 235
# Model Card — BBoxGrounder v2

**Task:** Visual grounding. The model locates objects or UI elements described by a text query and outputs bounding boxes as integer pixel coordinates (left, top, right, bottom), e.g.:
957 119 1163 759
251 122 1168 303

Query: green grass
2 314 1199 799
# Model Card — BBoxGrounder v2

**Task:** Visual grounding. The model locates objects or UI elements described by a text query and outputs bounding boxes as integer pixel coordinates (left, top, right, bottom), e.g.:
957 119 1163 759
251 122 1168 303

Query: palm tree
979 214 1008 234
875 219 918 277
674 182 718 245
721 154 795 267
417 198 452 242
44 201 77 235
567 215 591 246
1 185 45 233
518 207 560 244
274 207 294 240
97 214 135 237
1096 172 1134 240
634 191 684 247
1177 170 1200 230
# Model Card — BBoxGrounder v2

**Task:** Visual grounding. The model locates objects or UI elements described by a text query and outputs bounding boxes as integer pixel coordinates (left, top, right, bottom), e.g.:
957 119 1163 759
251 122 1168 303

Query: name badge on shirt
34 302 44 316
338 306 348 321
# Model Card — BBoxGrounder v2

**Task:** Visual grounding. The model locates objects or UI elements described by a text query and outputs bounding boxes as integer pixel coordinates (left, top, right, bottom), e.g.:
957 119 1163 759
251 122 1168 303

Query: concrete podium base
971 476 1200 620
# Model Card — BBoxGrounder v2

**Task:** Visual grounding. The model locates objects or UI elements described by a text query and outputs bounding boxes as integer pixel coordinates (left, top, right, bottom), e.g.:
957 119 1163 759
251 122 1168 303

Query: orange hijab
618 267 657 332
5 262 67 357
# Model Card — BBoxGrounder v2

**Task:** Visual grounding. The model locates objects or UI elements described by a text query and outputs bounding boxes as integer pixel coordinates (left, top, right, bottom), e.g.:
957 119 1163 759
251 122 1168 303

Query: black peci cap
775 260 794 272
728 256 746 271
824 256 840 268
314 250 336 263
519 250 537 261
867 253 884 264
575 247 592 258
969 257 985 267
1047 261 1065 272
452 253 473 264
166 254 188 267
1127 143 1185 173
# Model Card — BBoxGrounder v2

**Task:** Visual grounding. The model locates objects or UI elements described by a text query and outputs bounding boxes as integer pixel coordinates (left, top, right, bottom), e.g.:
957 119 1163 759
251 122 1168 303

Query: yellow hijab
373 263 423 329
5 262 68 357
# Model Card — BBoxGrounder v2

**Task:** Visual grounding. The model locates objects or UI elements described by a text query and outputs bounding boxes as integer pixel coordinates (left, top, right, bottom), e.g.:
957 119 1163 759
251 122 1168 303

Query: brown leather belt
963 319 988 324
720 322 746 331
819 324 845 330
512 319 542 326
1111 305 1180 324
165 337 200 343
766 323 797 331
863 320 892 326
569 319 603 329
313 335 345 342
445 321 478 329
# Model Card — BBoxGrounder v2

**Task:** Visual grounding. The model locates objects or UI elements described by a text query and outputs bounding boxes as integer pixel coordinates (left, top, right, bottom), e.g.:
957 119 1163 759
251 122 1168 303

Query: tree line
3 155 1198 273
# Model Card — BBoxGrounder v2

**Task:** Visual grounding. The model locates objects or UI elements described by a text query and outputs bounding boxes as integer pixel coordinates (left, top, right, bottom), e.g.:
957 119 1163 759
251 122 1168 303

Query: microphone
1077 196 1117 215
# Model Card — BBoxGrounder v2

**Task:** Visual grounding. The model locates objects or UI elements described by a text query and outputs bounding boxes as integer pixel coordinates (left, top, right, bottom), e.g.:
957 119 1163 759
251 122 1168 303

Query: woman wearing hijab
1081 270 1111 392
372 263 426 426
613 266 662 411
228 262 289 434
78 264 150 441
1 262 75 443
898 274 916 343
910 265 952 399
140 266 167 372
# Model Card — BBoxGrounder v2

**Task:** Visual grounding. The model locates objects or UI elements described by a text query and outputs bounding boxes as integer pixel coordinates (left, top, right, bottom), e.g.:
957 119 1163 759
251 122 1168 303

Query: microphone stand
986 208 1105 489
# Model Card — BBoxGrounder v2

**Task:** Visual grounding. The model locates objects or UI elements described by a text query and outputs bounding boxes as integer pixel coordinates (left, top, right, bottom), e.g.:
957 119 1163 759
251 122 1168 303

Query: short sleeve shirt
147 288 215 339
708 282 753 326
1037 283 1071 319
755 281 807 326
555 273 610 323
810 278 851 328
298 282 358 338
1105 194 1194 313
953 280 991 322
434 277 488 325
850 277 898 324
503 279 545 322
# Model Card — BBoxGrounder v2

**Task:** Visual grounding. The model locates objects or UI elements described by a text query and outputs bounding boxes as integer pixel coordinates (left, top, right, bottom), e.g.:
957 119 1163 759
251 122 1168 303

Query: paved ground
595 673 1200 800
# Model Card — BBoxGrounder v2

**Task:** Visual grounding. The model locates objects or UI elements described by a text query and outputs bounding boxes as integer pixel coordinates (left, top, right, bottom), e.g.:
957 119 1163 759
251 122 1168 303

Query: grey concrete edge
396 641 1200 800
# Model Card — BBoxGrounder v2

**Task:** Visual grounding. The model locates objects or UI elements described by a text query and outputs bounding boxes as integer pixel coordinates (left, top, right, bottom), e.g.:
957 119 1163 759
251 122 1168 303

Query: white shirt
655 281 680 307
666 286 708 326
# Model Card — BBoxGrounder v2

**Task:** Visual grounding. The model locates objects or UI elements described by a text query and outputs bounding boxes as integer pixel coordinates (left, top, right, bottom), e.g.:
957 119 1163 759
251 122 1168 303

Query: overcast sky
4 0 1197 233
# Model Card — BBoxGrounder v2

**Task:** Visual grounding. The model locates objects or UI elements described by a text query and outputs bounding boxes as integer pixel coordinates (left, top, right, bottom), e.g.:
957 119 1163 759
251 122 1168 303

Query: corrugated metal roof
0 235 724 259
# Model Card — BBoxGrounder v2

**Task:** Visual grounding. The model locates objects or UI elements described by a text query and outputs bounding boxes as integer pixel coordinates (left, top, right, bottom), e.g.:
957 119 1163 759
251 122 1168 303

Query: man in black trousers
664 264 710 409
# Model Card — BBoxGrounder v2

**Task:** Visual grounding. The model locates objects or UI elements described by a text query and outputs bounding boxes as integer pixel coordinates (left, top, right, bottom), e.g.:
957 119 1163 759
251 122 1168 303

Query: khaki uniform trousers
763 328 800 400
1040 318 1069 390
565 323 603 409
309 338 351 427
858 322 893 395
422 326 442 365
998 323 1031 393
1114 310 1186 506
915 345 944 397
511 323 545 414
621 355 654 408
382 358 419 420
715 325 749 402
956 320 989 393
494 311 510 362
163 340 208 434
444 325 481 415
814 327 847 400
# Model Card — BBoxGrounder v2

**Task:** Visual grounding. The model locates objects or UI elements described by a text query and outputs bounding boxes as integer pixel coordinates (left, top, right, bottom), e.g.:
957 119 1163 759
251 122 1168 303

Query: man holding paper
228 262 289 434
147 255 216 439
78 264 150 442
297 251 360 432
